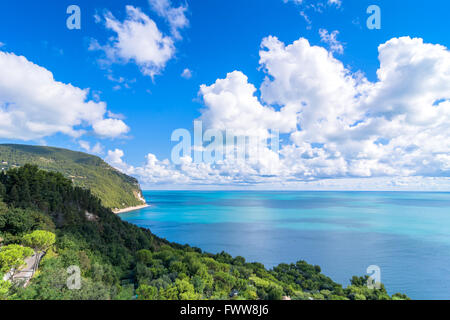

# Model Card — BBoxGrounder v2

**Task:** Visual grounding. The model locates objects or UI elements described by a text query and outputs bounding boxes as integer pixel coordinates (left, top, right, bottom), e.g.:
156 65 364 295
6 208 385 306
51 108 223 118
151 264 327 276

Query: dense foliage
0 165 409 300
0 144 144 209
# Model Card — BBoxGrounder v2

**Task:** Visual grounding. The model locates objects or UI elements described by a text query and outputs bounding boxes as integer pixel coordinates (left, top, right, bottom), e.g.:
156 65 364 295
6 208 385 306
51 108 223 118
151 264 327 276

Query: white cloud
79 140 91 152
0 51 129 140
106 147 450 190
199 70 300 139
107 110 126 120
284 0 342 27
91 6 175 78
107 36 450 190
92 118 130 138
0 42 4 48
149 0 189 40
105 149 241 186
105 149 194 185
105 149 129 172
181 68 192 79
327 0 341 7
258 36 450 179
105 72 136 90
79 140 104 155
299 11 312 29
284 0 342 9
319 29 344 54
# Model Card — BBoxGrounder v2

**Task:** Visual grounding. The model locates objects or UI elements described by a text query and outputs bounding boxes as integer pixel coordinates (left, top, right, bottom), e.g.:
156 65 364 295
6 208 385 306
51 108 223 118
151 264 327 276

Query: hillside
0 165 409 300
0 144 145 210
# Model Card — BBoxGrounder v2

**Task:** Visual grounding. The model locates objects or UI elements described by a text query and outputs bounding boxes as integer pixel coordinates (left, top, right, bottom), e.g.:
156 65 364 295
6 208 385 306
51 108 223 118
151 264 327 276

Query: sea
119 191 450 300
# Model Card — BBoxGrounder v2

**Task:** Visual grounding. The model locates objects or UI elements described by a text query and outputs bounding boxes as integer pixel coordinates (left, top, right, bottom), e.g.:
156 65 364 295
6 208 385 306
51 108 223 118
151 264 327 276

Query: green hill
0 144 145 210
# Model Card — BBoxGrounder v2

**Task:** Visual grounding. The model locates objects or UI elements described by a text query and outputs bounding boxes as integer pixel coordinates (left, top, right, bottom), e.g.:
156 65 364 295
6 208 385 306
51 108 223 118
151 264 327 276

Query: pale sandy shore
113 204 150 214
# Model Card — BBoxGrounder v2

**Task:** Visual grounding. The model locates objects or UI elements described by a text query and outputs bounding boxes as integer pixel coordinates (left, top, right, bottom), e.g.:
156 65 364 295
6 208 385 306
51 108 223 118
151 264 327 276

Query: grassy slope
0 144 144 209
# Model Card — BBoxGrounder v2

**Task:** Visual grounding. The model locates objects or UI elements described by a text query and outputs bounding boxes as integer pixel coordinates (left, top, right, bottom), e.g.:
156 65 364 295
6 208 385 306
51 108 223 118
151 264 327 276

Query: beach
113 204 149 214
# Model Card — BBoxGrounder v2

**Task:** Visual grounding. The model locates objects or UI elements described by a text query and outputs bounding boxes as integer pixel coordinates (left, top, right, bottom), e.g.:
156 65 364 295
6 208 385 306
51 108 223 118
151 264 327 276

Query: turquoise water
120 191 450 300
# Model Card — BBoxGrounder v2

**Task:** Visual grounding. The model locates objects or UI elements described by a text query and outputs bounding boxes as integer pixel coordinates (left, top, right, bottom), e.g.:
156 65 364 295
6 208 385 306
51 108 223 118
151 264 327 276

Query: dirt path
12 251 45 287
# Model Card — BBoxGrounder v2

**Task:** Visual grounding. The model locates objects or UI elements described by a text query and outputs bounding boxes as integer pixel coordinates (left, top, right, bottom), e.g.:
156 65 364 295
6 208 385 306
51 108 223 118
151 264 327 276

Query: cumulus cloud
105 149 191 185
92 118 130 138
0 51 129 140
258 36 450 179
91 6 176 78
105 149 257 186
199 70 300 139
106 36 450 189
105 149 129 172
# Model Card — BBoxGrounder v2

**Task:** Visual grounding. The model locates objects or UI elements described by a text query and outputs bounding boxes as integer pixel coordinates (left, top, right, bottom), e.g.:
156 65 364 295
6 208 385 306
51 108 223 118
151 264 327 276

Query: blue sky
1 0 450 189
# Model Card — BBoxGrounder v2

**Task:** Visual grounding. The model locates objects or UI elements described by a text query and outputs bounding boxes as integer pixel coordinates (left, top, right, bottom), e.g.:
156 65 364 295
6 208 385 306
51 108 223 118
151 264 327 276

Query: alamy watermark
366 265 381 289
367 5 381 30
66 5 81 30
66 265 81 290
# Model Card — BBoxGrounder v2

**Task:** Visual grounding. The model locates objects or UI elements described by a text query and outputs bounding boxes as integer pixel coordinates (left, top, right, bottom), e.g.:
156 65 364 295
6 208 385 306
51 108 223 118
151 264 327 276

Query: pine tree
0 181 5 200
8 184 19 204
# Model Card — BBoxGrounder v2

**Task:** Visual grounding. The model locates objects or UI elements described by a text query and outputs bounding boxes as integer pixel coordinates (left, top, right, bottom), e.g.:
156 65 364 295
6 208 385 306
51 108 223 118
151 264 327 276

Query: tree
137 284 159 300
267 285 284 300
22 230 56 252
0 244 34 274
136 249 153 264
0 280 11 300
0 182 5 200
392 293 411 300
175 278 199 300
8 185 19 204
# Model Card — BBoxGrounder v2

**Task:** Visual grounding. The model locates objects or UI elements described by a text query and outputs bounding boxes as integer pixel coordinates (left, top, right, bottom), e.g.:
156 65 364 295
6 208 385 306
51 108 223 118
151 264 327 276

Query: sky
0 0 450 190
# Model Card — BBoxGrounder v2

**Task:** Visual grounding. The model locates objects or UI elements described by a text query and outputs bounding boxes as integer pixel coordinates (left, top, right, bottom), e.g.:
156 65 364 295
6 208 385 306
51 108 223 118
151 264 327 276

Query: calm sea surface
119 191 450 300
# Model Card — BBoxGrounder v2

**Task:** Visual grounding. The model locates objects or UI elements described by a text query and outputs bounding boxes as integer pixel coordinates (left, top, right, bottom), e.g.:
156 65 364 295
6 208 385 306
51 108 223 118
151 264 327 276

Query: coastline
113 204 150 215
